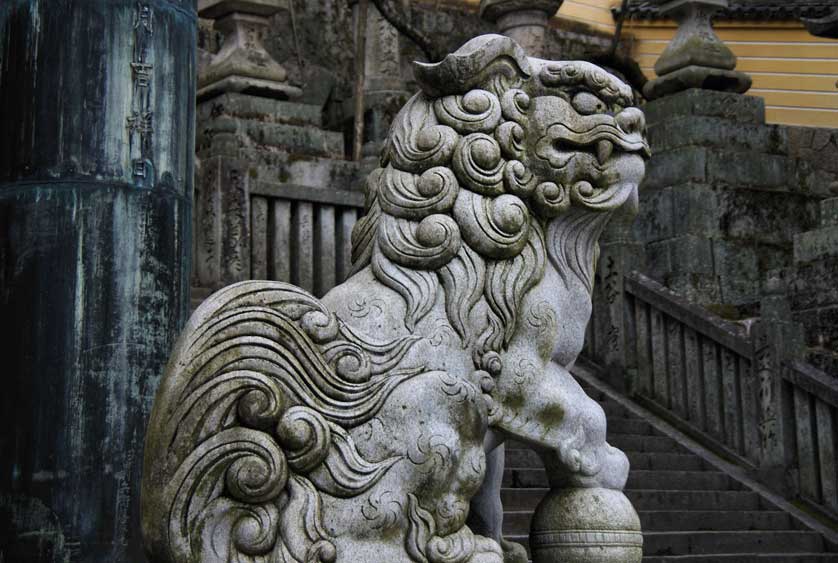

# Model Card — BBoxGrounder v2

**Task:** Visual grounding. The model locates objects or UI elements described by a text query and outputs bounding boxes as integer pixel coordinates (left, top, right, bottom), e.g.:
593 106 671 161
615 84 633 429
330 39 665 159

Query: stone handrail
594 269 838 521
624 272 752 358
623 270 761 469
781 359 838 517
248 181 364 296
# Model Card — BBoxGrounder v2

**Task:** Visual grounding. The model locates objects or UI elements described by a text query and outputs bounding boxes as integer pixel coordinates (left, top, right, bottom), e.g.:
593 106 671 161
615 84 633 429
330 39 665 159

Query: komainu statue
141 34 650 563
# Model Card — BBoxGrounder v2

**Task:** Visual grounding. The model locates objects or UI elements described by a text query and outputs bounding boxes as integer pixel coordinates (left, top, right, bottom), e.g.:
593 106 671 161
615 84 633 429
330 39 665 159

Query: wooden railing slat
795 387 821 502
271 200 291 283
336 208 356 283
651 308 669 408
816 399 838 513
740 356 761 464
722 348 743 454
702 337 724 441
635 299 652 396
295 202 314 293
316 205 337 297
684 326 705 431
251 196 269 280
667 317 687 418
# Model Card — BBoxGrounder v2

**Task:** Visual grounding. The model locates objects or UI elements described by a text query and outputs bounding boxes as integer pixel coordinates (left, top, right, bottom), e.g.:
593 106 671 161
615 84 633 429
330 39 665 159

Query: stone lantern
198 0 302 100
479 0 564 56
643 0 751 99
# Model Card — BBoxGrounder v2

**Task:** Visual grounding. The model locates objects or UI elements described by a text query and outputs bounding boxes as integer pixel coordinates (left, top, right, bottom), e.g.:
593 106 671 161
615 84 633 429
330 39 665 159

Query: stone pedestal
0 0 195 560
479 0 564 56
198 0 301 100
644 0 751 100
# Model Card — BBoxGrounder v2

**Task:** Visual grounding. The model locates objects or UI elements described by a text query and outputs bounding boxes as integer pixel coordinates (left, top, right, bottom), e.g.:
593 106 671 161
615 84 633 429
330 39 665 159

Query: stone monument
141 34 649 563
643 0 751 100
198 0 302 100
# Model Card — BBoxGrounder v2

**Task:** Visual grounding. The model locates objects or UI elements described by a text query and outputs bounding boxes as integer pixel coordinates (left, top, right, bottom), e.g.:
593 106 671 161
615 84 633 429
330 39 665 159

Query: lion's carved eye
571 92 607 115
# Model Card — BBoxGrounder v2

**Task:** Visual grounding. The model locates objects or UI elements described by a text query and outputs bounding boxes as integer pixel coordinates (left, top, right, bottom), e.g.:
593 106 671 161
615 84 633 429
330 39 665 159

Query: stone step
500 488 763 512
643 531 824 556
643 555 838 562
627 452 706 471
609 434 684 453
598 401 632 418
627 489 763 511
638 510 794 532
630 470 740 491
504 447 707 471
500 488 548 511
501 469 739 491
504 447 541 469
608 417 657 435
504 532 828 560
500 509 794 536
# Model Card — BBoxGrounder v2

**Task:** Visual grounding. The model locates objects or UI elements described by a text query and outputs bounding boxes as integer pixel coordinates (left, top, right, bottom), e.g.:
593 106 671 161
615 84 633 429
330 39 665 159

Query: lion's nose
615 107 645 135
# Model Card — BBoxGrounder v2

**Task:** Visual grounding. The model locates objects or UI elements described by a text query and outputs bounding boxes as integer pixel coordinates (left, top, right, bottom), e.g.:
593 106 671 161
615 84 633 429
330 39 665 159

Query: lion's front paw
500 537 528 563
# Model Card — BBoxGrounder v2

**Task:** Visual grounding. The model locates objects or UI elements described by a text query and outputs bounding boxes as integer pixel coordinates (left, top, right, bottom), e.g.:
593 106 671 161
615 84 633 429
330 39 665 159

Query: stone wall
627 88 838 374
634 89 838 317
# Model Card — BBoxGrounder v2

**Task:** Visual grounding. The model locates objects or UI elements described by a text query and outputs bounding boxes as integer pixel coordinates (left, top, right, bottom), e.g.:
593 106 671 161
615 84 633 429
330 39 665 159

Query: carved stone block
142 34 649 563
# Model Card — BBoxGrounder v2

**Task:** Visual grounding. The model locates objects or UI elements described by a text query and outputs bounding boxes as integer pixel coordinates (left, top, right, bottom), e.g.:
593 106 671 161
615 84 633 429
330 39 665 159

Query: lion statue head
348 34 649 372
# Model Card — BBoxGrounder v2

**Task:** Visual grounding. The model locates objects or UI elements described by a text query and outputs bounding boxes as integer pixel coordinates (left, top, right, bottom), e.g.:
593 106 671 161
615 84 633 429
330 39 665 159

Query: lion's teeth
597 140 614 164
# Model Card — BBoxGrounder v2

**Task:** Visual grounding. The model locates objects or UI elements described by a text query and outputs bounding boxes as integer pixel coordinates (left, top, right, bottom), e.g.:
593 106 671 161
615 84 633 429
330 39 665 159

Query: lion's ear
413 34 531 98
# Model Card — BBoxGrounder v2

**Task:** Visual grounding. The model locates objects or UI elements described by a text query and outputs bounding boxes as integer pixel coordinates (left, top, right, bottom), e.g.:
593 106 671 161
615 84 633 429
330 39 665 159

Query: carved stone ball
530 487 643 563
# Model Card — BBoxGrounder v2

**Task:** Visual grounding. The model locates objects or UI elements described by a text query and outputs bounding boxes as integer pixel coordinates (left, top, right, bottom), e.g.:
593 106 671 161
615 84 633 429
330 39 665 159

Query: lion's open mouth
545 123 651 166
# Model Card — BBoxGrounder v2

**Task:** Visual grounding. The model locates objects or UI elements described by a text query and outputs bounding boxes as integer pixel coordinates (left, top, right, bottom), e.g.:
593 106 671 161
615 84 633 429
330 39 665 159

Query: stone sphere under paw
529 487 642 563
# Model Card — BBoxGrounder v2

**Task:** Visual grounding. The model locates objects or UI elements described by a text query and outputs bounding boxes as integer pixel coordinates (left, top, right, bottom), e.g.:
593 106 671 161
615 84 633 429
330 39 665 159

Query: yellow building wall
624 20 838 128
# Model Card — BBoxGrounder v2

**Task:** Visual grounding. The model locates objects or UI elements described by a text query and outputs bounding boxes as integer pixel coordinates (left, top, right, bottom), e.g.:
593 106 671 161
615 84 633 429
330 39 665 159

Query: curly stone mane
350 35 642 365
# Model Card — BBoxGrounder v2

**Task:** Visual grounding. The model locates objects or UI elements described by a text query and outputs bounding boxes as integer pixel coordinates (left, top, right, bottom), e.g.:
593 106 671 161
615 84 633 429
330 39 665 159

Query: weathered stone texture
633 89 838 318
143 35 648 563
643 88 765 126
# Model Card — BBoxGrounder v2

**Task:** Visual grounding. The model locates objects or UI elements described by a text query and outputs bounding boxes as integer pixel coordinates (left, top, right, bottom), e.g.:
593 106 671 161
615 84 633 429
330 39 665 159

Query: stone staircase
501 374 838 561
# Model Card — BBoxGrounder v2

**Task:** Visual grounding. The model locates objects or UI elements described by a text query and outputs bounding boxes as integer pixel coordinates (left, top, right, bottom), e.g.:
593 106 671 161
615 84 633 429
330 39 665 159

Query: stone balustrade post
592 211 646 392
644 0 751 100
348 0 411 157
198 0 302 101
751 276 806 493
479 0 564 56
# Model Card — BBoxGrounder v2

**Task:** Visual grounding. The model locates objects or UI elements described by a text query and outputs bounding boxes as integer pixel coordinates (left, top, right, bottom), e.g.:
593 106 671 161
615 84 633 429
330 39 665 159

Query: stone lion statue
141 35 649 563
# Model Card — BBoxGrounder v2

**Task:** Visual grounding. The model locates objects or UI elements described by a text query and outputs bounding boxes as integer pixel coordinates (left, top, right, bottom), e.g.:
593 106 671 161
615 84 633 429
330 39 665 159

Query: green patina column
0 0 195 560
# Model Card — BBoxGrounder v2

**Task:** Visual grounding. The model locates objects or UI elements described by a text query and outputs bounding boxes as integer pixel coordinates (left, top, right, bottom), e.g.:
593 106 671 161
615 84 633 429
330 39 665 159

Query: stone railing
782 359 838 517
194 161 365 297
248 182 364 296
589 270 838 521
624 271 761 468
